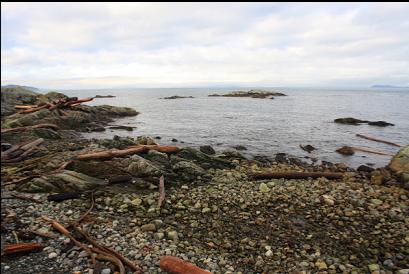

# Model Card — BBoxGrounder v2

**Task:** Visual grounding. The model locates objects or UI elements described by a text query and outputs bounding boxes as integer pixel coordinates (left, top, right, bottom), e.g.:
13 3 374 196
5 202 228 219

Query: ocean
63 87 409 168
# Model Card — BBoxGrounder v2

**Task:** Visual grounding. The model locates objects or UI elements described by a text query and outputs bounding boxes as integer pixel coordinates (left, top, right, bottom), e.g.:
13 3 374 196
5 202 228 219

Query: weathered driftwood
1 123 60 134
160 256 212 274
158 175 165 208
1 138 44 163
16 97 94 114
20 104 50 113
356 134 401 147
336 145 394 156
76 145 180 161
3 243 43 255
249 171 344 180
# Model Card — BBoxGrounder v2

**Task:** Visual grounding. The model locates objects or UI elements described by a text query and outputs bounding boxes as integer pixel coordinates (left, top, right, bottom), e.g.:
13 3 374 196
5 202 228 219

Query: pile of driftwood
15 97 94 114
1 138 44 163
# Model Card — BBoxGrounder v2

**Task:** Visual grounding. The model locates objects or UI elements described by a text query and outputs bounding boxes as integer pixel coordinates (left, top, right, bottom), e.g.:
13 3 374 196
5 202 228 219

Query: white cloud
1 2 409 89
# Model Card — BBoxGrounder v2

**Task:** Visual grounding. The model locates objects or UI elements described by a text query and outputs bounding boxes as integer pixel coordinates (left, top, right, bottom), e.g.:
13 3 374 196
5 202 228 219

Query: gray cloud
1 2 409 89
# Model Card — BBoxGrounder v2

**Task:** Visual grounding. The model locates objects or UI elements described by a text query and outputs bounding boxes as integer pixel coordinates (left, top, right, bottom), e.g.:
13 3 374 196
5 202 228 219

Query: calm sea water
63 87 409 168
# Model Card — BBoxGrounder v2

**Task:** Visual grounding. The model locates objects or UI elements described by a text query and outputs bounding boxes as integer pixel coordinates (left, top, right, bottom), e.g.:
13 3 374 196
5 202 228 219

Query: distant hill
1 84 40 92
371 85 409 89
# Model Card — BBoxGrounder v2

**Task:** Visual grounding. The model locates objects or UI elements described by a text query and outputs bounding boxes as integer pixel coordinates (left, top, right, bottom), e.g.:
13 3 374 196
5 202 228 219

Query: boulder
172 161 205 181
1 86 38 117
336 146 355 155
136 136 157 145
176 147 234 169
357 165 375 173
21 170 107 193
300 144 316 153
389 145 409 184
127 155 162 177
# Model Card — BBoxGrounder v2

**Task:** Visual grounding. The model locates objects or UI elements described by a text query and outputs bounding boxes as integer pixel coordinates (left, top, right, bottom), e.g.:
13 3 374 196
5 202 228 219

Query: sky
1 2 409 89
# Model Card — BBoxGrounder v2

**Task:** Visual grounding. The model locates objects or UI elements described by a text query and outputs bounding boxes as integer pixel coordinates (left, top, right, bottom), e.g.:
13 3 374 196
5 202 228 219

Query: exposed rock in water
233 145 247 151
336 146 355 155
334 117 394 127
171 138 178 142
96 135 138 149
161 96 194 99
300 144 316 153
367 121 394 127
334 117 368 125
94 95 116 98
357 165 375 173
107 125 135 131
136 136 156 145
208 89 286 99
200 145 216 155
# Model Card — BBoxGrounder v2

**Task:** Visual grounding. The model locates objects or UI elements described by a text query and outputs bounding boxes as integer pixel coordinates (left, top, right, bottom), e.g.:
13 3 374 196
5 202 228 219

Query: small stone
202 207 211 213
383 259 394 268
396 270 409 274
131 198 142 206
322 195 335 206
154 232 165 240
101 269 111 274
315 261 328 270
167 231 179 241
371 199 383 205
259 183 270 193
300 261 310 267
368 264 380 272
265 250 273 257
48 252 58 259
78 250 88 258
4 266 10 270
141 223 156 232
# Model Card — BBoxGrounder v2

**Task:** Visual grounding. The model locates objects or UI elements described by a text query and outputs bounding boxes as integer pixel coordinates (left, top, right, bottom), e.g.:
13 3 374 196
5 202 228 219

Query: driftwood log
1 138 44 163
76 145 180 161
356 134 401 147
3 243 43 255
15 97 94 114
249 171 344 180
160 256 212 274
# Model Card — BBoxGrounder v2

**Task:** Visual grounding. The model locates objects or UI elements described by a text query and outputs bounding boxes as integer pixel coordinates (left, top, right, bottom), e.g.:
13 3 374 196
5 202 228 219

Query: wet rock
233 145 247 151
162 95 194 99
336 146 355 155
300 144 316 153
108 125 134 131
357 165 375 173
136 136 156 145
219 150 247 160
275 153 289 164
367 121 394 127
334 117 368 125
259 183 270 193
171 138 178 142
200 145 216 155
95 94 115 98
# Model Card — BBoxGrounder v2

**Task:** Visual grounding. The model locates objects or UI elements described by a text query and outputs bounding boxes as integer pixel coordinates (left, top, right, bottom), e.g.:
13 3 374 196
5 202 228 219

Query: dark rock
219 150 247 160
176 147 235 169
1 143 13 151
334 117 368 125
33 128 61 139
172 161 205 181
275 153 289 164
357 165 375 173
96 136 137 149
155 136 162 139
95 95 116 98
367 121 394 127
300 144 316 153
108 125 135 131
233 145 247 151
209 90 286 98
200 145 216 155
89 126 106 132
171 138 178 142
1 86 38 117
162 96 194 99
336 146 355 155
136 136 156 145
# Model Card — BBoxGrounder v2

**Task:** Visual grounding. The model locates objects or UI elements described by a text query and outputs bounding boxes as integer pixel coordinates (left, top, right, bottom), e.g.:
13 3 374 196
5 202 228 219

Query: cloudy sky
1 3 409 89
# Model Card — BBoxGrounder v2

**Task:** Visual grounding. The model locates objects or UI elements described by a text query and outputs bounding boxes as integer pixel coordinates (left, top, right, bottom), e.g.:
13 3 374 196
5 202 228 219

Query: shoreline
1 87 408 273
